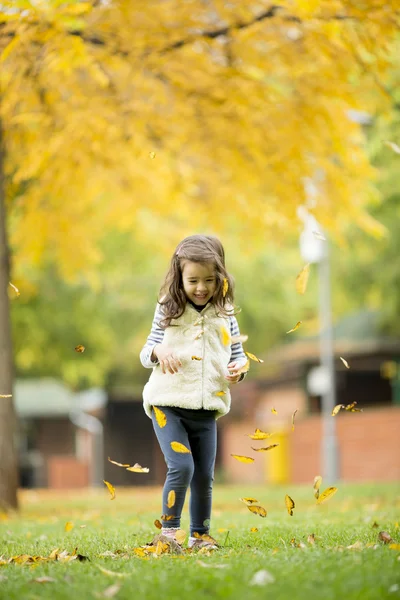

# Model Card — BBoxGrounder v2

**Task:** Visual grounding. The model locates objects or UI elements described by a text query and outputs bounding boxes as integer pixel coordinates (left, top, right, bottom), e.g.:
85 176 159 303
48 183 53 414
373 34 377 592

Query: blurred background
1 1 399 502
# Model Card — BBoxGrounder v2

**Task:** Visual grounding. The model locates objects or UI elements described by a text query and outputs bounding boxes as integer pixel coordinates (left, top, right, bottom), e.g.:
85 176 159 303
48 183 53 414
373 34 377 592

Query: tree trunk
0 122 19 510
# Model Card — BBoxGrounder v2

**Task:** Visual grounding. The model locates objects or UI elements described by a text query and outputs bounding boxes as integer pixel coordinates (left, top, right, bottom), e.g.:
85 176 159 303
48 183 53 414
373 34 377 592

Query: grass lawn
0 482 399 600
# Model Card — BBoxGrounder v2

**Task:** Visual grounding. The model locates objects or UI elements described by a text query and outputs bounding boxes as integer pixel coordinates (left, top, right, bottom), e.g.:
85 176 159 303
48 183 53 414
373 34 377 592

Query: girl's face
181 261 217 306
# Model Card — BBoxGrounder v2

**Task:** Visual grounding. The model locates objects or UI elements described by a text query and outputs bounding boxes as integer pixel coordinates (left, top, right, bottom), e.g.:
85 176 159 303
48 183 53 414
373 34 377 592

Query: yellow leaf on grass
316 486 338 505
246 428 273 440
191 356 203 361
222 278 229 298
155 540 169 555
292 409 298 431
295 263 310 295
97 566 130 578
271 407 278 414
126 463 150 473
332 404 344 416
389 543 400 550
239 497 259 505
250 527 259 532
307 533 316 545
64 521 74 532
167 490 176 508
313 475 322 499
251 444 279 452
231 454 255 463
171 441 191 454
286 321 302 334
247 505 267 518
193 532 218 546
108 457 131 468
154 519 162 529
340 356 350 369
75 345 85 353
220 326 231 346
285 495 295 516
153 406 167 428
103 480 116 500
245 352 264 363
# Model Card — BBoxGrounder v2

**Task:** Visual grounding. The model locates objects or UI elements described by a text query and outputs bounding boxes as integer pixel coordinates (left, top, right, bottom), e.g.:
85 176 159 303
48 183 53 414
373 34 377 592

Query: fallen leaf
245 352 264 363
220 326 231 346
170 442 191 454
285 494 295 516
307 533 316 545
108 457 130 468
96 566 130 578
247 505 267 517
295 263 310 295
222 278 229 298
347 541 364 550
193 532 218 546
99 583 121 598
75 345 85 353
167 490 176 509
154 519 162 530
340 356 350 369
126 463 150 473
286 321 302 334
174 529 187 545
64 521 74 532
250 569 275 585
378 531 393 544
8 282 20 297
316 486 338 505
153 406 167 428
103 480 116 500
388 543 400 550
32 576 56 583
231 454 255 463
313 475 322 499
250 528 259 532
385 140 400 154
239 497 259 505
251 444 279 452
271 407 278 414
246 428 273 440
161 514 175 521
332 404 344 416
291 409 298 431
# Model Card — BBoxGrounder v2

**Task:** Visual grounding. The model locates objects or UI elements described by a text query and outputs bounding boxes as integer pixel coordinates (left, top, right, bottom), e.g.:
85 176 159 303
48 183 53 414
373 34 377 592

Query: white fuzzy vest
143 302 232 419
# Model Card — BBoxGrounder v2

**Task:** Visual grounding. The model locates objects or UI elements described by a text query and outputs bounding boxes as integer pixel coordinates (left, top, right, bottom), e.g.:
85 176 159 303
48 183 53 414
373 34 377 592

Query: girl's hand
154 344 182 375
225 361 242 384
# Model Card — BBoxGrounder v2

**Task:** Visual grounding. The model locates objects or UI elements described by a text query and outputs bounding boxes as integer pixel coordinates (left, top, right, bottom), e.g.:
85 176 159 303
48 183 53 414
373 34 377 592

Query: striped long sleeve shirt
140 302 248 371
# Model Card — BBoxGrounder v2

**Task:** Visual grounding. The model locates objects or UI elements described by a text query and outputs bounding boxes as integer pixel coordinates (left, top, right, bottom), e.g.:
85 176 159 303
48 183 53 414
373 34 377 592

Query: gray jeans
151 406 217 536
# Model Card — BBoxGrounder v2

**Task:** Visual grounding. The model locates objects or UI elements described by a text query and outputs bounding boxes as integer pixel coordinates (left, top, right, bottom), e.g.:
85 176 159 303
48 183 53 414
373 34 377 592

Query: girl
140 234 248 550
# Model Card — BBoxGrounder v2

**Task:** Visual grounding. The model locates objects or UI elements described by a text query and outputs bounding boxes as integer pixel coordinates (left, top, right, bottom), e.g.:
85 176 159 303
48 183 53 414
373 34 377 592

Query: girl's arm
139 304 166 368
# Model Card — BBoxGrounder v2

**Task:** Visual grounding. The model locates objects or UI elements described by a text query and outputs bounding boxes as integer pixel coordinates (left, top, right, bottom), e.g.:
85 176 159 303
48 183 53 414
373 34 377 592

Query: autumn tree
1 0 400 508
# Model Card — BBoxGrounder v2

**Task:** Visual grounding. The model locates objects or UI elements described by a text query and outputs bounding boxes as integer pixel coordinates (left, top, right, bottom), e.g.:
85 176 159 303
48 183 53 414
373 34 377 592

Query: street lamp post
299 211 339 483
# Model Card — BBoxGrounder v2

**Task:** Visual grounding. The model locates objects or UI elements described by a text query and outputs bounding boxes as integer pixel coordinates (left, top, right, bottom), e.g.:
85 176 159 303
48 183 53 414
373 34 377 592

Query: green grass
0 482 399 600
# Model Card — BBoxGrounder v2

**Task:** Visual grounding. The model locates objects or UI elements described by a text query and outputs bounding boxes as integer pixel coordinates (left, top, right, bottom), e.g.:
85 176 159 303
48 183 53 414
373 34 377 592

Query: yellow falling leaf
75 345 85 353
64 521 74 532
332 404 344 416
108 456 131 468
193 532 218 546
153 406 167 428
285 495 295 516
245 351 264 363
103 480 116 500
149 151 156 158
161 514 175 521
222 278 229 298
316 486 338 505
191 356 203 361
384 140 400 154
231 334 248 344
246 428 273 440
344 401 363 412
340 356 350 369
292 409 298 431
271 407 278 414
171 441 191 454
126 463 150 473
0 394 12 398
239 497 259 505
247 505 267 518
154 519 162 530
220 326 231 346
231 454 255 464
250 527 259 532
312 231 326 241
174 529 187 545
251 444 279 452
313 475 322 499
295 263 310 295
167 490 176 509
215 390 226 396
155 540 169 555
286 321 302 334
8 282 20 297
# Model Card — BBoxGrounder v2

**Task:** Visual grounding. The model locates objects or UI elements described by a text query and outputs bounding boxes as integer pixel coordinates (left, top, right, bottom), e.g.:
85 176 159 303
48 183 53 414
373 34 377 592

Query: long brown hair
158 234 237 328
